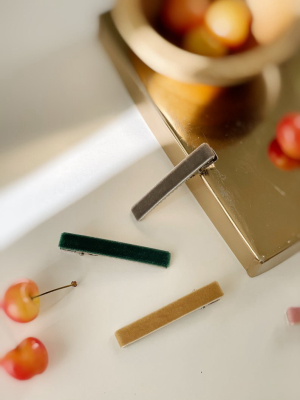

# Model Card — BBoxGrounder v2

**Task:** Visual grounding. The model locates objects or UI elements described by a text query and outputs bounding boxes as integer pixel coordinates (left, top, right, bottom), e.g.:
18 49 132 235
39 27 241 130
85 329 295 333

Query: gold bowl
112 0 300 86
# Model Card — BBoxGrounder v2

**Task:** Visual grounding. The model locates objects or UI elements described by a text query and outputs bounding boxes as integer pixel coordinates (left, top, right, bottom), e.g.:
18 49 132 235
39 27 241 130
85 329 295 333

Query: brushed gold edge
185 175 260 275
201 175 260 262
246 240 300 277
99 12 297 277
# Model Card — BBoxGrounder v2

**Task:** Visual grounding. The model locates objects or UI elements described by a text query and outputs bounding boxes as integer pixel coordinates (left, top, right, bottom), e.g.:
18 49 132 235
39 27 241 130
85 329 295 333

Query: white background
1 1 300 399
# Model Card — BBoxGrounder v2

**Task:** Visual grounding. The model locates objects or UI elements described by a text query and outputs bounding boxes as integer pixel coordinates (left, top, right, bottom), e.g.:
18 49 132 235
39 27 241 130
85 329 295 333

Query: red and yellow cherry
268 139 300 171
2 279 39 323
183 25 228 57
276 113 300 160
2 279 77 323
205 0 252 48
0 337 48 380
160 0 209 35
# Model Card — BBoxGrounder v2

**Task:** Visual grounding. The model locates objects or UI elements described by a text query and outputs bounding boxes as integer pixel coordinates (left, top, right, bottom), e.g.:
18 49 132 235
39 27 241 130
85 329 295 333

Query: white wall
0 0 114 77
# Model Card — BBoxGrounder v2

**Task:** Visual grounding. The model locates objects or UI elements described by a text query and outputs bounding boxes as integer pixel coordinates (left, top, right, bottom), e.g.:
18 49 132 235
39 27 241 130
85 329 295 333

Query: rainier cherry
276 113 300 160
183 25 228 57
2 279 77 323
205 0 252 48
0 337 48 380
160 0 209 35
268 139 300 171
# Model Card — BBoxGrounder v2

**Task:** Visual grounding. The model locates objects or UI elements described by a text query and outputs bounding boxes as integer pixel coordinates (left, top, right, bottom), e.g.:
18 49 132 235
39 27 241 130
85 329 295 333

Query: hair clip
59 232 171 268
115 281 224 347
131 143 218 221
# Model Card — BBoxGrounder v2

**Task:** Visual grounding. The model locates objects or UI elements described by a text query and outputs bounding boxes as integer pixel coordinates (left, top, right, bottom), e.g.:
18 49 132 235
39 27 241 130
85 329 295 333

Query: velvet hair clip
59 232 170 268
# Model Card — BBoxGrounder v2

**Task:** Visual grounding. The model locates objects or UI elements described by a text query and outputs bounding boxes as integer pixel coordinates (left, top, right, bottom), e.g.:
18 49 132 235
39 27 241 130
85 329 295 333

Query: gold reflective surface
100 13 300 276
132 52 300 261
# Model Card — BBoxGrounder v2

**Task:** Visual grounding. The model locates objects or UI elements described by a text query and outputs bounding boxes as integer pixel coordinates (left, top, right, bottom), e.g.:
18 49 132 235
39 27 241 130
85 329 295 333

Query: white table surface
1 5 300 399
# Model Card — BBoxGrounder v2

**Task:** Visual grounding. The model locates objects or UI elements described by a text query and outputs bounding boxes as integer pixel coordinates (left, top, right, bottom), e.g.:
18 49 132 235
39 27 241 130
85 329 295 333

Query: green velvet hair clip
59 232 171 268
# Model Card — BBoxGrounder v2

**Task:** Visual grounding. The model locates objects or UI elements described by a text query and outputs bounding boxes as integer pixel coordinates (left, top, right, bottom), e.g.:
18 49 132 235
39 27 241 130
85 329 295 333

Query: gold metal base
100 13 300 277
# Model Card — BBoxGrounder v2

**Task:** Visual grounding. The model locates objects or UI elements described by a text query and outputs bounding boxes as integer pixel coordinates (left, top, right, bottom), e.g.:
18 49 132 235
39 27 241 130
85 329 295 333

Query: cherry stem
31 281 77 300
